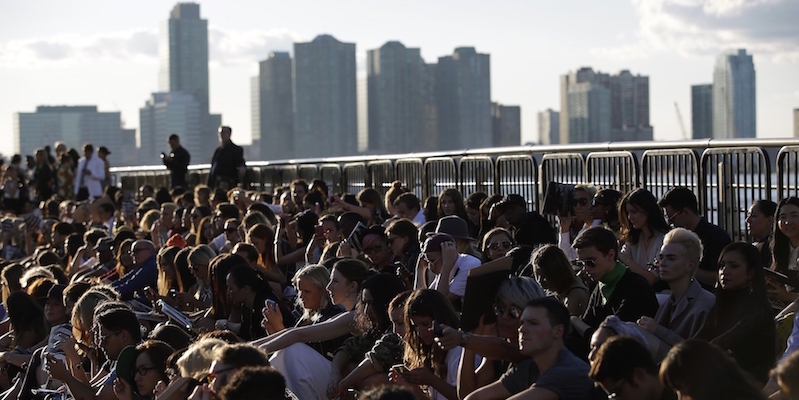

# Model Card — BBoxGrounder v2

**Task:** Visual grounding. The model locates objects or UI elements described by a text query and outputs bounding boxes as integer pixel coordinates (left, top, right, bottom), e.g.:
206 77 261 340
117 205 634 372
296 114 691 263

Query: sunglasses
571 258 596 269
571 198 590 207
492 302 522 319
487 241 512 251
423 253 440 265
224 227 238 233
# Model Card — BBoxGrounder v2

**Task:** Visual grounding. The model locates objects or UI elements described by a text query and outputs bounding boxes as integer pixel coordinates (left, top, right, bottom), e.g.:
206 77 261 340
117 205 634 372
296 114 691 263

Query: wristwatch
460 330 470 347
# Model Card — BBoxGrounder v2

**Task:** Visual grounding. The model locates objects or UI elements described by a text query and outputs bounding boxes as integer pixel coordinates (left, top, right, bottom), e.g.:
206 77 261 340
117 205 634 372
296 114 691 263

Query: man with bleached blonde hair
636 228 715 354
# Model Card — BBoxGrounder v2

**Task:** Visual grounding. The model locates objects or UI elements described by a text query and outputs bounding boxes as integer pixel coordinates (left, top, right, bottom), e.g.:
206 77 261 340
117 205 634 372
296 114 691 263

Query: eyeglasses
136 365 160 377
97 330 121 345
224 227 238 234
208 366 237 387
492 302 521 319
571 198 590 207
363 244 385 255
666 209 681 224
487 241 512 251
571 258 596 269
423 253 440 265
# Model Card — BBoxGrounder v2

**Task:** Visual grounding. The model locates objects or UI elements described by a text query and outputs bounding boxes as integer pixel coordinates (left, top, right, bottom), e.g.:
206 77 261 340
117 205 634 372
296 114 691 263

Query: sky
1 0 797 160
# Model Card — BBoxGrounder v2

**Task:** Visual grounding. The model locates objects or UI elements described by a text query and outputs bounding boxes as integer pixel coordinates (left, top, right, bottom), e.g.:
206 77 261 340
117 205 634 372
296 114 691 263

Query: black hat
496 194 527 212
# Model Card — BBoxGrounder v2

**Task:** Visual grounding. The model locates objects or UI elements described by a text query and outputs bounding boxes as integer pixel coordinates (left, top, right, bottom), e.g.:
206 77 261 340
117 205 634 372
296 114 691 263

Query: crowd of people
0 129 798 400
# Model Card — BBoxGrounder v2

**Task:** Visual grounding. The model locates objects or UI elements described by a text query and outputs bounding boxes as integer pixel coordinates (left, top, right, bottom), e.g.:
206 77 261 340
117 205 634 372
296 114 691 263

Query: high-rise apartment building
436 47 491 150
252 52 294 161
794 109 799 138
537 109 560 145
560 67 651 144
491 103 521 147
14 106 129 165
713 49 756 138
367 41 425 154
293 35 357 158
420 63 439 151
691 84 713 139
142 2 221 164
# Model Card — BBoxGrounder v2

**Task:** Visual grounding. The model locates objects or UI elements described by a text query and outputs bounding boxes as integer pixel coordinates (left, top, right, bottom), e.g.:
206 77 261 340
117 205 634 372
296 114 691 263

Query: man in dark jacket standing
162 134 191 188
208 126 245 190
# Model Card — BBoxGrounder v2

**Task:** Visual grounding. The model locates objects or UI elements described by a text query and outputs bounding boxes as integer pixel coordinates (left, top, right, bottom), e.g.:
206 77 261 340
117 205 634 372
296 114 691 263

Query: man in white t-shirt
415 233 481 304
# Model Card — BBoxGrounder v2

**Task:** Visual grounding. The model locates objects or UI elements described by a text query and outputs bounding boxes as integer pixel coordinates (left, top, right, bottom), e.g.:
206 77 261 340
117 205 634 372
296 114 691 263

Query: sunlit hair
662 228 703 264
495 276 544 310
354 274 406 335
527 244 577 294
481 227 516 254
574 183 597 199
177 338 227 379
71 289 111 348
403 289 459 380
157 246 181 297
437 188 468 221
140 209 161 233
291 264 332 323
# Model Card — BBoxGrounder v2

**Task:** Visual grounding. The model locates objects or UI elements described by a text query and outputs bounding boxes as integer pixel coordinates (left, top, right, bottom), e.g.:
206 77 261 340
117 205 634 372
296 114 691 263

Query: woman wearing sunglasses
481 228 516 261
113 340 174 400
557 184 601 261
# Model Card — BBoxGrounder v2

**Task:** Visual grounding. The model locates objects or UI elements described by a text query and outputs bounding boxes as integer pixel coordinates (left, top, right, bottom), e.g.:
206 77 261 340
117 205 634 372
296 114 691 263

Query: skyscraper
367 41 425 154
713 49 756 138
491 103 521 147
691 84 713 139
537 109 560 145
142 2 221 164
794 109 799 137
14 106 130 165
436 47 491 150
560 67 651 144
139 92 201 165
252 52 294 161
293 34 357 158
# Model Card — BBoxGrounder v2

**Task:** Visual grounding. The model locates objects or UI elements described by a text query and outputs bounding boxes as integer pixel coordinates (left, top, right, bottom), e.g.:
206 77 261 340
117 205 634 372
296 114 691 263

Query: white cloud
0 27 306 69
591 0 799 62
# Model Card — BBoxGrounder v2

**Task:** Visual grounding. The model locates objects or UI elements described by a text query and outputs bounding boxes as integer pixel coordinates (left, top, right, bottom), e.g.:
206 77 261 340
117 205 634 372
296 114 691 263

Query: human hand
636 316 658 333
440 241 458 271
767 279 791 302
402 367 435 386
326 375 342 399
44 354 71 382
153 380 168 398
434 324 461 351
474 314 497 336
113 377 133 400
54 334 80 362
557 211 573 233
262 300 283 330
188 383 214 400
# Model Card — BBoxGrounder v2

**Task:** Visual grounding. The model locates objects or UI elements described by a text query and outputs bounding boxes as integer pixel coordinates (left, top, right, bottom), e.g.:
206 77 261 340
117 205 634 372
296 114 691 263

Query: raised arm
254 311 355 353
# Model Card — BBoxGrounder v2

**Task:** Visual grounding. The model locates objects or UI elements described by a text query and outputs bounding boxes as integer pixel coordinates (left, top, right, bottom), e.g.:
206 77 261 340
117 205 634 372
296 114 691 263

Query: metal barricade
343 163 367 195
496 154 538 211
701 147 771 242
459 156 495 199
320 164 342 196
396 158 424 200
777 146 799 200
279 165 298 187
368 160 395 196
424 157 457 200
641 149 700 202
298 164 318 183
586 151 639 194
539 153 585 211
260 166 279 194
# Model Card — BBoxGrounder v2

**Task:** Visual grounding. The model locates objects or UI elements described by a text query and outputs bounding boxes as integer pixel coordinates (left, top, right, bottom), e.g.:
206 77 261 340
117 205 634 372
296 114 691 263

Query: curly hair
403 290 459 380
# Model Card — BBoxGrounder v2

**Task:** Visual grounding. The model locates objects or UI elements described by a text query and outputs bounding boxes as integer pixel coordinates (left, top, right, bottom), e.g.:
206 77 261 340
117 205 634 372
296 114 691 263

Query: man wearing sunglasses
46 308 142 400
415 233 481 304
570 226 658 340
111 240 157 302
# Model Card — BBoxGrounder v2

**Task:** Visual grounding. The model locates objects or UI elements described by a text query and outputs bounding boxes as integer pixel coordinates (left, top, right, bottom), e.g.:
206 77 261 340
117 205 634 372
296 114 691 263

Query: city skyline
1 0 797 159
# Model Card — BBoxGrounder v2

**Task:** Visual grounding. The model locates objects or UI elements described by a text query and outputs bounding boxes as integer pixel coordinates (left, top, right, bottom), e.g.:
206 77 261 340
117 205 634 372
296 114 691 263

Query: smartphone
315 225 325 236
265 299 277 310
391 364 410 374
433 320 444 337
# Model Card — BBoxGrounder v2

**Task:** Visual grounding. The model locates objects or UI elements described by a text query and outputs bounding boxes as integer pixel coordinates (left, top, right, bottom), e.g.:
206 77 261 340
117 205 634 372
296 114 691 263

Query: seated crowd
1 147 799 400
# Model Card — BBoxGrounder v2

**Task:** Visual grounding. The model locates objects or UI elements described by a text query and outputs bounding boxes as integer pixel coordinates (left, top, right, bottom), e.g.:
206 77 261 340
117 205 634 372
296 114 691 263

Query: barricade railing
110 138 799 240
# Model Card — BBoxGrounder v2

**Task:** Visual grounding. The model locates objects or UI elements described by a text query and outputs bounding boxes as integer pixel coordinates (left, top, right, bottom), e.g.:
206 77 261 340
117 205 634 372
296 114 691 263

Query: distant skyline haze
1 0 797 159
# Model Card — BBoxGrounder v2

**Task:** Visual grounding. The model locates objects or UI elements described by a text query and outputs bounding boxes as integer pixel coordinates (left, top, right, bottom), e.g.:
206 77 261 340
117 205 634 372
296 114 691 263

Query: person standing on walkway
74 143 105 201
208 126 245 190
162 134 191 189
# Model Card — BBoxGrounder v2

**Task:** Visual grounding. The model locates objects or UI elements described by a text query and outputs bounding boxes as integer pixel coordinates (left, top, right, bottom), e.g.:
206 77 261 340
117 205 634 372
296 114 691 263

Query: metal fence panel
777 146 799 200
343 163 367 195
320 164 342 196
701 147 771 242
424 157 457 200
280 165 298 187
260 167 279 194
539 153 585 212
496 155 538 211
586 151 639 193
396 158 424 200
641 149 700 203
459 156 495 199
368 160 395 196
298 164 318 183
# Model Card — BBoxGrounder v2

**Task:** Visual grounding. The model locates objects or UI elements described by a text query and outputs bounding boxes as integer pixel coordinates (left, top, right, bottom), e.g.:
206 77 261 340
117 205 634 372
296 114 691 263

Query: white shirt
74 155 106 199
411 209 427 227
430 254 481 297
